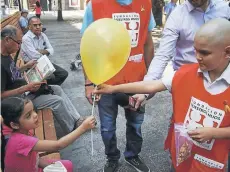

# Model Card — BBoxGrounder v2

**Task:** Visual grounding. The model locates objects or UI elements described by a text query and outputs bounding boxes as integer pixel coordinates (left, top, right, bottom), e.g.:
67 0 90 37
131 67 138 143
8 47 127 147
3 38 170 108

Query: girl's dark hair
1 97 28 128
36 1 40 7
1 97 29 170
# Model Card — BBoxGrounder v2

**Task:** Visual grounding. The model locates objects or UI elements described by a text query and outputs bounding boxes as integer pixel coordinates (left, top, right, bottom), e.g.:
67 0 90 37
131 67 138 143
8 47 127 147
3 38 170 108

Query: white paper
43 161 67 172
25 55 56 83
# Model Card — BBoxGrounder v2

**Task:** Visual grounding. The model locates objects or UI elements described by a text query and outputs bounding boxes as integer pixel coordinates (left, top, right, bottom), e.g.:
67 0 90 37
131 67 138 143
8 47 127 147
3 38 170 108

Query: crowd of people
1 0 230 172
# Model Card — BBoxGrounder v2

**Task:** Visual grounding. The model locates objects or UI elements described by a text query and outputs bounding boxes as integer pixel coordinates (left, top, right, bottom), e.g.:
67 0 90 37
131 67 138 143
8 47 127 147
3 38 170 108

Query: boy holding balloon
80 0 156 171
94 19 230 172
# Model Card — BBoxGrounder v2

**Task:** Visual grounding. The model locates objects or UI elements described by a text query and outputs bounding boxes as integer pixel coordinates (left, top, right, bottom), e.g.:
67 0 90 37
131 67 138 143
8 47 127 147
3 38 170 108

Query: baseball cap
21 9 29 14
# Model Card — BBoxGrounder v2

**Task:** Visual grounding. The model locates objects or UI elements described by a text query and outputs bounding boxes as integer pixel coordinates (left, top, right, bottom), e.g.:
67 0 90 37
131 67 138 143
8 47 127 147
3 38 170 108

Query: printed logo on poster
112 13 140 48
194 154 224 169
184 97 225 150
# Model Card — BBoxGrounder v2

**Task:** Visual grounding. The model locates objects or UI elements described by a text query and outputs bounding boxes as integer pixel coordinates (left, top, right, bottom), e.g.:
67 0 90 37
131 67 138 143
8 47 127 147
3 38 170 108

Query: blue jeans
98 94 144 161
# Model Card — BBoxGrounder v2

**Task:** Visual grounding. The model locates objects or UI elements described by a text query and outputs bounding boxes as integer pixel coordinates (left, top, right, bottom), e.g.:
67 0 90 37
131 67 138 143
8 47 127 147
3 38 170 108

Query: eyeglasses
32 23 42 27
9 37 22 45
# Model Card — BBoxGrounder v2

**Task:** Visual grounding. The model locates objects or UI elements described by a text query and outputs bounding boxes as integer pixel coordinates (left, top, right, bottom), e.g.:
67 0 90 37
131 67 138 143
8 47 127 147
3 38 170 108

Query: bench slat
1 12 20 29
43 109 57 140
34 110 44 140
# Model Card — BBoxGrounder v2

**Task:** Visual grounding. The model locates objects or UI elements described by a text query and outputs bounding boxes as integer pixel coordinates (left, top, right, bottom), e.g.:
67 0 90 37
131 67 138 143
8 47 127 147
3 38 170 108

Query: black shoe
125 156 150 172
103 160 119 172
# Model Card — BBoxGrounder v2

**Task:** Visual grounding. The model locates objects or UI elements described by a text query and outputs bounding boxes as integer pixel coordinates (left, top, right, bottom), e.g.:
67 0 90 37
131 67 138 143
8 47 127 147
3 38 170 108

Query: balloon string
91 86 97 156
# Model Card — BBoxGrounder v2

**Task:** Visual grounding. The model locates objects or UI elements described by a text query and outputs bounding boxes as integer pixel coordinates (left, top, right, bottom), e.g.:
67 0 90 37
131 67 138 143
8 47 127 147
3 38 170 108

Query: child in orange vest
94 18 230 172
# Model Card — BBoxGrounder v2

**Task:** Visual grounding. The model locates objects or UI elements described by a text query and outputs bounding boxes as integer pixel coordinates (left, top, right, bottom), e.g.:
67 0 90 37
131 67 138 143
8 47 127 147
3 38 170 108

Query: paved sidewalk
42 12 172 172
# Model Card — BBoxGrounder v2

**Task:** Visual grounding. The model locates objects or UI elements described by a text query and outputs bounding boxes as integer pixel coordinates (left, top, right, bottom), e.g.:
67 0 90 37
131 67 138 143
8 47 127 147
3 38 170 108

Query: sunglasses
9 37 22 45
32 23 42 27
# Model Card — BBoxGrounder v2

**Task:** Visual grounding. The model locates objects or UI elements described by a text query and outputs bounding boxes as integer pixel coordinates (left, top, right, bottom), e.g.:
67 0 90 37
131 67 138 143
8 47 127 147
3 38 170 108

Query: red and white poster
112 13 140 48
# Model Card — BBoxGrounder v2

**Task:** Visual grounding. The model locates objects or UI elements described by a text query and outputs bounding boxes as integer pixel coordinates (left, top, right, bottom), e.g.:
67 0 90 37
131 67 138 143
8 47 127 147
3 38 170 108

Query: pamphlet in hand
24 55 56 83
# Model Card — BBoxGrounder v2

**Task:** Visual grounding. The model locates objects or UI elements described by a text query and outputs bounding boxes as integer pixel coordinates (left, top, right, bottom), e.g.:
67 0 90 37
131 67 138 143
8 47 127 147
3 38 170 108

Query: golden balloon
80 18 131 85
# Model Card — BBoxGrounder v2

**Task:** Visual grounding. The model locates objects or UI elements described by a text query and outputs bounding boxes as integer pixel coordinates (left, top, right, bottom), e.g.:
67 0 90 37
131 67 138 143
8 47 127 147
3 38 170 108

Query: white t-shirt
161 63 230 95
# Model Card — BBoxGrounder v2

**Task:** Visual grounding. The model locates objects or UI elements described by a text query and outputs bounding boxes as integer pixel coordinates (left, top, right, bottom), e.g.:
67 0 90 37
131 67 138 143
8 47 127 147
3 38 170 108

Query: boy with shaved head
94 18 230 172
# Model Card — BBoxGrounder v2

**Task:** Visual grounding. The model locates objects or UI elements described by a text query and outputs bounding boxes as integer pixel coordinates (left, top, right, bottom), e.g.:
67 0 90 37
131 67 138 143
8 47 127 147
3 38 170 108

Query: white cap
21 9 29 14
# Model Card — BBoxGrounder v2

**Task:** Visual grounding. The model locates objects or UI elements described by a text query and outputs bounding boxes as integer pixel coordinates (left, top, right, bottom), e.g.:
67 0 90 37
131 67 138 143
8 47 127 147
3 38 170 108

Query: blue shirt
144 0 230 81
164 2 177 19
19 16 28 28
80 0 156 34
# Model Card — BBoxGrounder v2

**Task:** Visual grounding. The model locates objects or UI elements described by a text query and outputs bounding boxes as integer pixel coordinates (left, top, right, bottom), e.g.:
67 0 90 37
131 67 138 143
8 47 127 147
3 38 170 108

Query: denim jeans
47 63 68 86
98 94 144 161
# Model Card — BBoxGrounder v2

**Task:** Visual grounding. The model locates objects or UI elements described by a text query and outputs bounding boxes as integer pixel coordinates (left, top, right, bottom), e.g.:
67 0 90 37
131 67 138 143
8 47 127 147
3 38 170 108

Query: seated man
1 25 85 137
19 9 29 34
94 18 230 172
21 16 68 85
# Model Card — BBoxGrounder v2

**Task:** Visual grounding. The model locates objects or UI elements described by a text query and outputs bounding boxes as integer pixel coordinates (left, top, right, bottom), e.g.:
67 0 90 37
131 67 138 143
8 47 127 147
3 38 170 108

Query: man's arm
21 37 42 60
80 1 93 35
1 82 43 99
144 11 155 69
1 87 26 99
19 59 37 72
144 9 180 81
80 1 95 104
19 18 28 34
144 31 154 69
0 68 25 99
42 34 54 56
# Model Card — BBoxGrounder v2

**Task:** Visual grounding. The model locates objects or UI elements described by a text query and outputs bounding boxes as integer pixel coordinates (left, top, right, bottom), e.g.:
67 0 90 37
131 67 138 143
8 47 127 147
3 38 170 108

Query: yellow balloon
80 18 131 85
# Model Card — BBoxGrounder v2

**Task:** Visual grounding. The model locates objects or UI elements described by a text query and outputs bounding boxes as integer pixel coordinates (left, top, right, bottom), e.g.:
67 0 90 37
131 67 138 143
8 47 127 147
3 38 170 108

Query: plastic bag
43 161 67 172
174 123 193 166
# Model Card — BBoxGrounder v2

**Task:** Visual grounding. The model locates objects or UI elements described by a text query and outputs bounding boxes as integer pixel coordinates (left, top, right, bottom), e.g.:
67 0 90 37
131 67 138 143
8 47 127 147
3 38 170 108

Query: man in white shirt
21 16 68 85
94 18 230 171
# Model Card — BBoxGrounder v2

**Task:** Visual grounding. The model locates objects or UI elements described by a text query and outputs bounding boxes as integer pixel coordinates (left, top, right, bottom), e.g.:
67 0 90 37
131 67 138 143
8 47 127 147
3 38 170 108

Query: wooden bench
35 109 61 160
1 12 61 160
1 11 21 30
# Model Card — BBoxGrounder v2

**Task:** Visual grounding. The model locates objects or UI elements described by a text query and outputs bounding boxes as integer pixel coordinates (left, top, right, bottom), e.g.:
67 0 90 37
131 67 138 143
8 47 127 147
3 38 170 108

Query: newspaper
25 55 56 83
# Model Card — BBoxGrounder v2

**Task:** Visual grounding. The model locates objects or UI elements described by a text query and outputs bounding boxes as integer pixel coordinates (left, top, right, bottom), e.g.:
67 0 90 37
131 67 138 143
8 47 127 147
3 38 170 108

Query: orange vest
92 0 151 85
165 64 230 172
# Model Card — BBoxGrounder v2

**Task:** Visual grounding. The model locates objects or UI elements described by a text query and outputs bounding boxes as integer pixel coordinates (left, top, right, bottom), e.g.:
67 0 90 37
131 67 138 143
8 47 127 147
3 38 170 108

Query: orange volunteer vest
165 64 230 172
92 0 151 85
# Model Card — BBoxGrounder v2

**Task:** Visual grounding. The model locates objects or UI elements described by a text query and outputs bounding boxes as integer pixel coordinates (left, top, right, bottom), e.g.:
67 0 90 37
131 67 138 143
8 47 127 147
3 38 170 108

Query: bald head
194 18 230 74
195 18 230 47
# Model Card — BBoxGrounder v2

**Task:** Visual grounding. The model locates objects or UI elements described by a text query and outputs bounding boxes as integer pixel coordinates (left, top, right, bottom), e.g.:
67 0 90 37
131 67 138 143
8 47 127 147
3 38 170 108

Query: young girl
1 97 96 172
34 1 43 18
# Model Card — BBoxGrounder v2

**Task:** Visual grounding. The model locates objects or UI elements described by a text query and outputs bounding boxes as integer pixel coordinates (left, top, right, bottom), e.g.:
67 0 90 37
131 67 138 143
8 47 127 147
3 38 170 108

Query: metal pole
18 0 21 11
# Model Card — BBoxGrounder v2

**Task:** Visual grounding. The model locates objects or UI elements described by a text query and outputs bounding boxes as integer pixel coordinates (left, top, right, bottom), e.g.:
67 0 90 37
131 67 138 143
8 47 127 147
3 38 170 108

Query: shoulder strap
13 49 20 66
